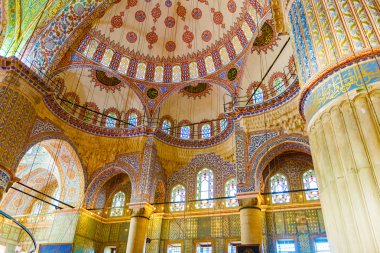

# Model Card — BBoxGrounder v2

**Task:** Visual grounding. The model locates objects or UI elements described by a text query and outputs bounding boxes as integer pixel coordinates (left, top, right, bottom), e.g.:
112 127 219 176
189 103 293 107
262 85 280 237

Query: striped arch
248 134 311 191
85 162 137 209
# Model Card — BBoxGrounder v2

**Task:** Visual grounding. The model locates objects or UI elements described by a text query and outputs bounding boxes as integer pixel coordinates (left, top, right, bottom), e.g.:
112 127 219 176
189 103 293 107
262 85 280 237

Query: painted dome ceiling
68 0 262 84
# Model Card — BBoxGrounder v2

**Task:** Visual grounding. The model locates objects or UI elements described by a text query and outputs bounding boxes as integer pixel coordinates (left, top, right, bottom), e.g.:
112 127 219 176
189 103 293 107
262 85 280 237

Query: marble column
237 192 264 245
284 0 380 251
126 202 154 253
0 72 37 201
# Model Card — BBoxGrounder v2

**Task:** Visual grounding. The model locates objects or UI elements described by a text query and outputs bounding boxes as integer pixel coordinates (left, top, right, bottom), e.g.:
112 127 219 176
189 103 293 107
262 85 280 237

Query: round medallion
165 16 176 28
213 11 224 25
165 0 172 7
126 32 137 43
201 30 212 42
182 30 194 44
147 88 159 99
135 10 146 22
228 68 238 81
111 15 123 28
227 0 237 13
191 8 202 19
146 31 158 44
165 41 176 52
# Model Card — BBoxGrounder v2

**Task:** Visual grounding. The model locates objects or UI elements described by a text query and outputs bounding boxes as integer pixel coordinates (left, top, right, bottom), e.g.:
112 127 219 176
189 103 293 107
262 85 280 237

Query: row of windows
109 169 319 216
105 112 138 128
161 119 228 139
270 170 319 204
166 238 330 253
247 76 286 105
276 238 330 253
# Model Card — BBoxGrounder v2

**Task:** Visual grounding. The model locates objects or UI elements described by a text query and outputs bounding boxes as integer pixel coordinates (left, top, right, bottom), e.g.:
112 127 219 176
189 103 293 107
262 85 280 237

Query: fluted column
307 93 380 252
126 202 154 253
285 0 380 251
0 72 37 201
237 192 264 245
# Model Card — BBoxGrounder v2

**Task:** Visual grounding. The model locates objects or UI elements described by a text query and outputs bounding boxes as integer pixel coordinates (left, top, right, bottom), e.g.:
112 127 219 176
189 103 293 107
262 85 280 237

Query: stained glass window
201 124 211 139
180 125 191 139
189 62 199 79
271 174 290 204
232 36 243 54
154 66 164 82
118 57 130 75
225 178 239 207
162 120 171 134
205 55 215 74
303 170 320 200
170 185 186 212
273 77 285 95
196 169 213 208
219 47 230 65
136 63 147 80
220 118 227 132
252 88 264 104
128 113 138 128
101 49 113 67
106 113 117 128
172 65 182 82
110 191 125 217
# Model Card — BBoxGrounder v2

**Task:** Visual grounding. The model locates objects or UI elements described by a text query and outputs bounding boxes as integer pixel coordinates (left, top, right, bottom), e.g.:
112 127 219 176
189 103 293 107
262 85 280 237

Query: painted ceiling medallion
251 20 279 53
228 68 238 81
165 41 176 52
192 8 202 19
201 30 212 42
135 10 146 22
91 70 124 92
179 83 212 99
147 88 159 99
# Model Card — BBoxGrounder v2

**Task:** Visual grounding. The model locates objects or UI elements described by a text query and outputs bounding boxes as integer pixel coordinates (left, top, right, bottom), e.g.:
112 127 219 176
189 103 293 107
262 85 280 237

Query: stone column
284 0 380 251
0 72 37 201
237 192 264 245
126 202 154 253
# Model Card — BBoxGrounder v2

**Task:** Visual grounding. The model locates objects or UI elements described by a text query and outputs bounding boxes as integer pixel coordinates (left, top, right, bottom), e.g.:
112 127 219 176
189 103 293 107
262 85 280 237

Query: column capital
129 202 155 219
236 191 263 209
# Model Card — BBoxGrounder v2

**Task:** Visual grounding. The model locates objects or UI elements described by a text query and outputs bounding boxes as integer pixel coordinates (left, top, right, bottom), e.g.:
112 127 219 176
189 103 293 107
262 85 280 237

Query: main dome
73 0 260 83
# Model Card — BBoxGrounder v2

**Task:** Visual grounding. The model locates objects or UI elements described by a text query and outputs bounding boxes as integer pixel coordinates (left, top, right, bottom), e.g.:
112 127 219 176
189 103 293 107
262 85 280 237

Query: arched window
273 77 285 95
303 170 320 200
201 124 211 139
225 178 238 207
110 191 126 217
196 168 213 208
162 119 171 134
170 185 186 212
270 174 290 204
106 113 117 128
220 118 227 132
180 125 191 139
128 113 138 128
252 88 264 104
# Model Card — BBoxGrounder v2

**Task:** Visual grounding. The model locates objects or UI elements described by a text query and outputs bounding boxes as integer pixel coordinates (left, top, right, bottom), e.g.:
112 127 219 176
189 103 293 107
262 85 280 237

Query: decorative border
155 118 234 149
300 53 380 122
